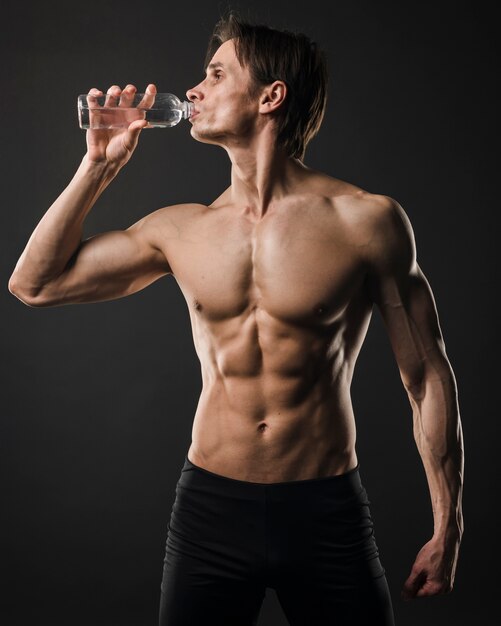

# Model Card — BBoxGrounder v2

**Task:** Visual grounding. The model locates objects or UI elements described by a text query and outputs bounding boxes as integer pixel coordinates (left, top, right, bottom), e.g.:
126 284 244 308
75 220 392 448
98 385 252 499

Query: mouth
190 109 200 121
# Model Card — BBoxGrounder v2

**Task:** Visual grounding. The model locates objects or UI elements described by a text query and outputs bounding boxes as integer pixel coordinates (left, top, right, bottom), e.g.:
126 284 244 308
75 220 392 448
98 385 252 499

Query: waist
181 454 364 501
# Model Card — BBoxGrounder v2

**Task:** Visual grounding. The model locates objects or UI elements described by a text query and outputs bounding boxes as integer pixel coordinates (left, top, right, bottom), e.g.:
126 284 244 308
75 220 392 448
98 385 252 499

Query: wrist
433 518 464 545
80 153 120 182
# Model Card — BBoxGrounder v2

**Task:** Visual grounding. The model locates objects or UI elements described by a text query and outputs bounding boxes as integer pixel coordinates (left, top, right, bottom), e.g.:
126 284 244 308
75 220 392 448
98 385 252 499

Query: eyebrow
205 62 225 73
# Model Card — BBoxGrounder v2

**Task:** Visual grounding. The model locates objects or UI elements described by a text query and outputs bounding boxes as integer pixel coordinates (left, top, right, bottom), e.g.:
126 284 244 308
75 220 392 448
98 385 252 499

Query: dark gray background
1 1 497 624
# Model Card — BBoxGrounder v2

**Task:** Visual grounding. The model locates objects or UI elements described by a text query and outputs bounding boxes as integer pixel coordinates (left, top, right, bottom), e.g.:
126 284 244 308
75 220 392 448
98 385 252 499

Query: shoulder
306 170 410 237
141 202 208 225
368 194 416 271
295 171 417 265
312 170 417 255
332 187 407 228
127 202 208 240
334 191 417 273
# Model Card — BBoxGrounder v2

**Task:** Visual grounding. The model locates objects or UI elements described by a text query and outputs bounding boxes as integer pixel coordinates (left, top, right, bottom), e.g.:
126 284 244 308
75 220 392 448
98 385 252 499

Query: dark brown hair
204 11 328 161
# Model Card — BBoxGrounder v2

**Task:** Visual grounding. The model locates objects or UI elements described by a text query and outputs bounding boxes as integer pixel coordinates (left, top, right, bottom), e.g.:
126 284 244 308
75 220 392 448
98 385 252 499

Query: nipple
194 299 202 312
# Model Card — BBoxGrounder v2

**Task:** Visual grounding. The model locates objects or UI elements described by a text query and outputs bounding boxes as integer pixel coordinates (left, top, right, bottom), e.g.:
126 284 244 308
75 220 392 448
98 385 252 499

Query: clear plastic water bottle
78 92 193 129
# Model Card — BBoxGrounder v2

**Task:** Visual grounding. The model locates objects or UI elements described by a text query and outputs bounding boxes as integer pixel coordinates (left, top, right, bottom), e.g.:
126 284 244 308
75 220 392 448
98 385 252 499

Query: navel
257 422 268 433
315 303 327 315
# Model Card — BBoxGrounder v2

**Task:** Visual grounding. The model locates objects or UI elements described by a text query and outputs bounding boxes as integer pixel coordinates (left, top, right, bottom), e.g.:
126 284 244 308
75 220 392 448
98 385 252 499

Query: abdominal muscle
186 307 360 483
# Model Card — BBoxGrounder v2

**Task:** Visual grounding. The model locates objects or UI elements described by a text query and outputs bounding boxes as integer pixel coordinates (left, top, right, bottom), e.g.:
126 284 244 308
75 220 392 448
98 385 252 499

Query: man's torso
152 169 383 482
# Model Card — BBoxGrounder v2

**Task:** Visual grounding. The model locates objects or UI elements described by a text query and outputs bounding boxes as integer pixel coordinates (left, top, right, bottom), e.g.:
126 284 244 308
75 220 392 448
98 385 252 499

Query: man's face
186 38 261 147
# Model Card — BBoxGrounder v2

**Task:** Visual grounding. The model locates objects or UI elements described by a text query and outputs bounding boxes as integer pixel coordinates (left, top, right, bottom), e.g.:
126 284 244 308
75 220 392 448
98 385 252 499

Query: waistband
180 455 364 499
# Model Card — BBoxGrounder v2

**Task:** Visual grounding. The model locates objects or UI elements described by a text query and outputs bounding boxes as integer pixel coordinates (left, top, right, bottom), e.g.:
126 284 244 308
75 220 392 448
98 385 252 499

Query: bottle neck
182 101 194 119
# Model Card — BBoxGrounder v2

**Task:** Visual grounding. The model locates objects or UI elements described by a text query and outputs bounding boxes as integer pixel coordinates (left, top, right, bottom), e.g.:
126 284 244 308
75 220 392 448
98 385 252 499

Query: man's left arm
364 195 464 600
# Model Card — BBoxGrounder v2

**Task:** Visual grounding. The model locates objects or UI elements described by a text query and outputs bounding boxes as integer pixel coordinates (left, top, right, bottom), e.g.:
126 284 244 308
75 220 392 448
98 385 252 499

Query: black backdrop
1 1 497 625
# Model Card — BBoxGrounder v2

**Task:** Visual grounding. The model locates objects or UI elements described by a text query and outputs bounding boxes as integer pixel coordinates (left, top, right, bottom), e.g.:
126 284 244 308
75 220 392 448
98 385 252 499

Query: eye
214 72 222 81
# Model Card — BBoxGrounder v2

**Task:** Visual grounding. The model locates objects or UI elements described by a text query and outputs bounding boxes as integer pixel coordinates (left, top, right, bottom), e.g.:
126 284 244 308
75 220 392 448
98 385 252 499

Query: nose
186 84 203 103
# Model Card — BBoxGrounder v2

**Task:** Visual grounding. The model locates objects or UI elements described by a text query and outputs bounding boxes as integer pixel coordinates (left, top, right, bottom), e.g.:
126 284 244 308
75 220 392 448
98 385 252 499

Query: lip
189 109 200 120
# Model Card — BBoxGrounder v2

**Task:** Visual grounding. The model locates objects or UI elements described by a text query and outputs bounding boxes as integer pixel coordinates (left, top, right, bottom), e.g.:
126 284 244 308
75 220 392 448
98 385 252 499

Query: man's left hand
401 535 460 601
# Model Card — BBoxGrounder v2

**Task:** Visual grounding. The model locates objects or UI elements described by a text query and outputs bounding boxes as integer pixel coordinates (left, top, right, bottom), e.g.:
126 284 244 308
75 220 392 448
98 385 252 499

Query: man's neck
225 132 308 219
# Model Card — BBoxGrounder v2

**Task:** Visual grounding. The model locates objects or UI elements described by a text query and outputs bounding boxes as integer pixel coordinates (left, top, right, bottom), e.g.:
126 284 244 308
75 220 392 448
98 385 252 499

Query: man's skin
9 38 464 603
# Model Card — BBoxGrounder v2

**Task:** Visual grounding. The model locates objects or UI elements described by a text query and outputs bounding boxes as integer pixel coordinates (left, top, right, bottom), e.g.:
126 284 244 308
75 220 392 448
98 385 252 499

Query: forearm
409 365 464 542
9 155 118 298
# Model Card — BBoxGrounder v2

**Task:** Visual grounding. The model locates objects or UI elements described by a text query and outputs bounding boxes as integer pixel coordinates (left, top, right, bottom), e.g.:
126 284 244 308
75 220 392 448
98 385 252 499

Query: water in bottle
78 92 193 129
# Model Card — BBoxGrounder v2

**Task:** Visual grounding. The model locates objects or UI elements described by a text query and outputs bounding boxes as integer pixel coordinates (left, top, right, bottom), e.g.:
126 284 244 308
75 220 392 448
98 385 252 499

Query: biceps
37 229 170 306
372 264 450 392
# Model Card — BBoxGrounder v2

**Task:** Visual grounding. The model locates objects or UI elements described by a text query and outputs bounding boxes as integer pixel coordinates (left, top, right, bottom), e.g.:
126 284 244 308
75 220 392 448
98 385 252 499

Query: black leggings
159 456 395 626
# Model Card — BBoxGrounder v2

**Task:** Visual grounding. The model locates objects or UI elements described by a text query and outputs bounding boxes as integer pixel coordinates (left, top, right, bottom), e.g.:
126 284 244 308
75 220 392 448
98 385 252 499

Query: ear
258 80 287 114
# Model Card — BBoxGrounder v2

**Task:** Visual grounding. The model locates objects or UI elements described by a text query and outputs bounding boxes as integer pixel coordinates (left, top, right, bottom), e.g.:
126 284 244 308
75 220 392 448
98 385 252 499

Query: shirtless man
9 13 463 626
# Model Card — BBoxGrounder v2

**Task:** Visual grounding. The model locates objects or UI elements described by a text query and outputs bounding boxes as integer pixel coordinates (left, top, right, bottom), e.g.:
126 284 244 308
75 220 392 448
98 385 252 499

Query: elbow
402 360 455 402
403 377 425 401
8 275 47 307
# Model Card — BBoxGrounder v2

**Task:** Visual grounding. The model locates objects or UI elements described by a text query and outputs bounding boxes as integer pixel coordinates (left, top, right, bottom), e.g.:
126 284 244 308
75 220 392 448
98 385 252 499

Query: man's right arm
8 83 172 307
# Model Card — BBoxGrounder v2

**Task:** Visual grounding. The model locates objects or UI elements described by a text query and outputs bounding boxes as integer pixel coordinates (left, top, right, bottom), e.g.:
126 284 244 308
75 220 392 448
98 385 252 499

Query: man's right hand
85 83 157 169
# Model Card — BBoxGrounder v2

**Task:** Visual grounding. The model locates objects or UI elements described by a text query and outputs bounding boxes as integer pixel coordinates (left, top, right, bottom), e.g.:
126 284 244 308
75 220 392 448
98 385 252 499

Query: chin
190 125 226 147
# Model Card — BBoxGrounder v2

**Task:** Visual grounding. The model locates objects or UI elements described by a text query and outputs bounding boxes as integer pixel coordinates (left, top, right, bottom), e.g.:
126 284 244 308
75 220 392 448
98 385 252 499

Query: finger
123 119 148 151
104 85 121 108
119 84 136 108
415 579 448 597
86 87 103 109
137 83 157 110
401 570 426 601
